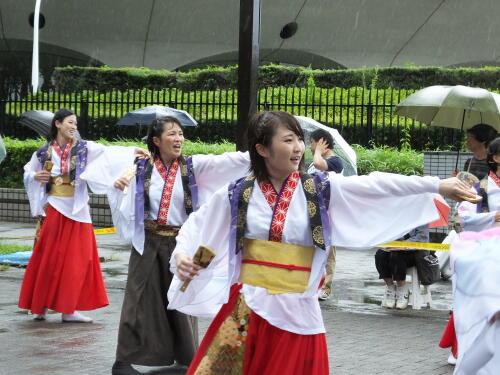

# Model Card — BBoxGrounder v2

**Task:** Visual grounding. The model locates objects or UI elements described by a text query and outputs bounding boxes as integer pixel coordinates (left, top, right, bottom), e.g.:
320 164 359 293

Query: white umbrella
0 135 6 164
395 85 500 131
395 85 500 169
295 116 357 176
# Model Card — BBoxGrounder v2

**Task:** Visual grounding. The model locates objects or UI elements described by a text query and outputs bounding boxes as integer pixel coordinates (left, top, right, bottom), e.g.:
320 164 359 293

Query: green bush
354 145 423 176
53 64 500 92
0 138 423 188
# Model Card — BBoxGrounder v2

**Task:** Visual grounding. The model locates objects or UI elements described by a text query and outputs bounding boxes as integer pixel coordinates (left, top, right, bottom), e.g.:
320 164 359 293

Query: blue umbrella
116 105 198 127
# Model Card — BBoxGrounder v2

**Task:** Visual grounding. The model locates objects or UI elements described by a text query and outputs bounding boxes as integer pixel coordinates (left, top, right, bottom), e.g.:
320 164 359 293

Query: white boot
382 285 396 309
396 285 409 310
447 353 457 365
61 311 93 323
33 308 48 321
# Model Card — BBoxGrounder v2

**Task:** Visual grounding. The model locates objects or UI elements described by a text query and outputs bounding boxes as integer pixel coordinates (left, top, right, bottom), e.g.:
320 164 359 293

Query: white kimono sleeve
193 151 250 205
107 176 140 249
328 172 442 248
80 141 137 194
167 187 233 317
457 199 496 232
23 152 47 217
450 228 500 374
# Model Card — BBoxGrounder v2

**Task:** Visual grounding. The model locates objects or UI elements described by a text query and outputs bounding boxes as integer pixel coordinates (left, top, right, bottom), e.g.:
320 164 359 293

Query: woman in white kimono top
439 137 500 368
19 108 140 323
167 110 475 375
457 137 500 232
108 116 250 375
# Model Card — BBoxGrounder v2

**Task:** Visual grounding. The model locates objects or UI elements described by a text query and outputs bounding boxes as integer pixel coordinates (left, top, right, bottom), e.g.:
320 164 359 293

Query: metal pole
454 109 466 172
32 0 43 94
236 0 261 151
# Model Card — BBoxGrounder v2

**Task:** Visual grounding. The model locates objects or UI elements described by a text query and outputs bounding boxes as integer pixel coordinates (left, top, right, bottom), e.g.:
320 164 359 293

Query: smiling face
256 123 305 179
153 121 184 162
55 115 77 142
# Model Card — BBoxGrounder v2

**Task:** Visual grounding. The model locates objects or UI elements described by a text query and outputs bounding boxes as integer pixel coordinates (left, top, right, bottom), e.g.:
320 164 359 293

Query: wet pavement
0 221 455 375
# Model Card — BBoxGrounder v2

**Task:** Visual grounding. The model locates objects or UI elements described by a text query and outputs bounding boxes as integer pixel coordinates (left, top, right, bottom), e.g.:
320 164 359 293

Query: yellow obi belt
48 175 75 197
239 238 315 294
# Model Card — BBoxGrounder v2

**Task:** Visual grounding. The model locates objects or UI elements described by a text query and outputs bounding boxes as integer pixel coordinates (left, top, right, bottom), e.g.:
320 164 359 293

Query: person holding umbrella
18 108 145 323
168 110 475 375
109 116 250 375
453 124 497 180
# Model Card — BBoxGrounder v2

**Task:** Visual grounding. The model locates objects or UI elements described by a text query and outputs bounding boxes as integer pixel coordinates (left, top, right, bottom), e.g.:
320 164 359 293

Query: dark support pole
236 0 261 151
80 101 89 138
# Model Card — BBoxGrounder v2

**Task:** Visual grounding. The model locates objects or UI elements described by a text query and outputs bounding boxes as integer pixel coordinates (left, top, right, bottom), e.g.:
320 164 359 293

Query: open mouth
290 156 301 163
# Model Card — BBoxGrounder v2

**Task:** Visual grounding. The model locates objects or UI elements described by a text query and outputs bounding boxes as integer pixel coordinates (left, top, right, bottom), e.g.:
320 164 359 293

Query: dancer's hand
34 170 50 184
113 177 130 191
135 148 150 160
175 253 201 281
438 177 480 202
315 138 329 157
495 211 500 222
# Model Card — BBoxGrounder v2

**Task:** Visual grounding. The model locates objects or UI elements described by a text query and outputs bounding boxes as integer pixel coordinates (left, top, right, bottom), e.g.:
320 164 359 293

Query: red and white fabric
18 205 109 314
51 141 72 175
258 172 299 242
154 157 180 225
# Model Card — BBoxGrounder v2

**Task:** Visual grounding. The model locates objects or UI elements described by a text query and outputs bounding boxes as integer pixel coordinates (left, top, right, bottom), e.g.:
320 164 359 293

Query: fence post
80 101 89 137
366 103 373 144
0 101 5 135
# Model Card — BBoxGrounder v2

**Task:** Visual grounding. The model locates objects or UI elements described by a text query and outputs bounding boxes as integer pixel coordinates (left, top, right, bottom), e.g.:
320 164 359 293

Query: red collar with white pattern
52 141 72 175
258 172 300 242
489 171 500 188
154 157 180 225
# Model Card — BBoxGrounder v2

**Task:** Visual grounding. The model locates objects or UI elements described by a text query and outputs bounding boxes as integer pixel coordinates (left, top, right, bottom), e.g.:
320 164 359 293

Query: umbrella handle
454 110 466 172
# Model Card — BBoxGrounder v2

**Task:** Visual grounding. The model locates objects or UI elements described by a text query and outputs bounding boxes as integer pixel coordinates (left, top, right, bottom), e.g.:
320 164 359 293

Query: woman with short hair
109 116 250 375
169 110 473 374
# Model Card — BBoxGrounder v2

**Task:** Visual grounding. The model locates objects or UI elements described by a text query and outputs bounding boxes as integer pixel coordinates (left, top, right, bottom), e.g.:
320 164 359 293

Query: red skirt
188 284 329 375
18 205 109 314
439 313 458 358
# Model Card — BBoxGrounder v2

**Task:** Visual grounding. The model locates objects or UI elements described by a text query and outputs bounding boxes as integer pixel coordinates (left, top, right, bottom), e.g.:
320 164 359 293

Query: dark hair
310 129 334 149
466 124 497 147
486 137 500 172
247 110 305 181
48 109 76 141
146 116 184 158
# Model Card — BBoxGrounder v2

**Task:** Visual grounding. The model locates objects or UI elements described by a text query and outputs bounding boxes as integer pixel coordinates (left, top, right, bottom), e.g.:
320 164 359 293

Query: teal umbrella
0 135 6 164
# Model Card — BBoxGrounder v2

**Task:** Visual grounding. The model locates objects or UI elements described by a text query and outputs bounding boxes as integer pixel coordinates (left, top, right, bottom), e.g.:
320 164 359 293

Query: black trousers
116 230 198 366
375 249 416 282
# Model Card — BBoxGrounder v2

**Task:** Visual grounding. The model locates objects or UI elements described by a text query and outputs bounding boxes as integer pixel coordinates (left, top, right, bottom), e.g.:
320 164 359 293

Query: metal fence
0 84 463 149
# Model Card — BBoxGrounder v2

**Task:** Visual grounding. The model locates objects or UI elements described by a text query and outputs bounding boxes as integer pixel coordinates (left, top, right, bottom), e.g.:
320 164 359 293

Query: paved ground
0 221 455 375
